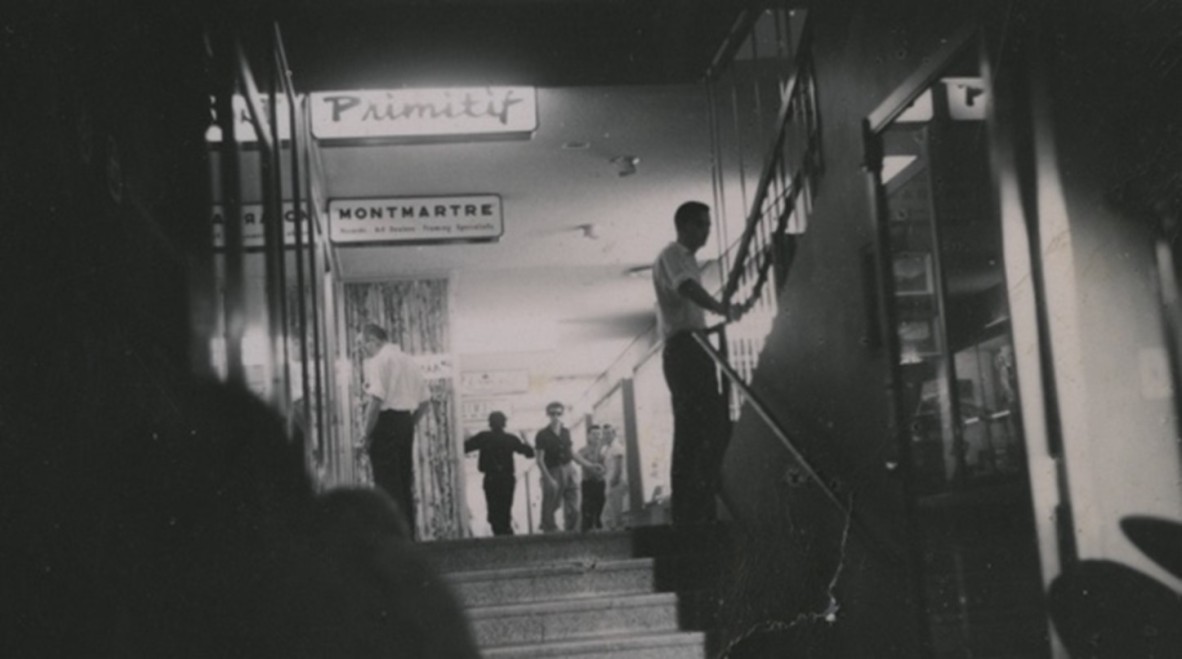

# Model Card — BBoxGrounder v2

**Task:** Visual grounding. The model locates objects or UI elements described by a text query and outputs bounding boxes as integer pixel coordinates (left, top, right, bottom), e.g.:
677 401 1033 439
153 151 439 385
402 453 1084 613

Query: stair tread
445 557 654 581
430 532 638 573
449 526 726 656
430 530 631 551
481 630 706 657
467 591 678 618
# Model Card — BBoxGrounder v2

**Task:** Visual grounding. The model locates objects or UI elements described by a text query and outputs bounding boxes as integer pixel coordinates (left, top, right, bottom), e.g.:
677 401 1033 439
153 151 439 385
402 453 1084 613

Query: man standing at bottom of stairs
652 201 744 526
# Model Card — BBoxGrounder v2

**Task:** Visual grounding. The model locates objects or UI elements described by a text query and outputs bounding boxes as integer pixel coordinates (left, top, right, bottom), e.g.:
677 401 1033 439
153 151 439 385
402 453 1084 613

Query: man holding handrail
652 201 742 525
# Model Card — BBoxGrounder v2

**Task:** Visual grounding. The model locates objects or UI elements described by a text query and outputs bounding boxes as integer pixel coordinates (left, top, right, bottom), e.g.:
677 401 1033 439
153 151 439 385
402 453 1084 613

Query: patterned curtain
343 278 466 540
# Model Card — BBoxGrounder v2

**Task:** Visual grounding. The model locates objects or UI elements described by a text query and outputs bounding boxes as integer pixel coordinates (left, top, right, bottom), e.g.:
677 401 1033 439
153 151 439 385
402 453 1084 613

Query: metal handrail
720 21 817 304
692 329 906 565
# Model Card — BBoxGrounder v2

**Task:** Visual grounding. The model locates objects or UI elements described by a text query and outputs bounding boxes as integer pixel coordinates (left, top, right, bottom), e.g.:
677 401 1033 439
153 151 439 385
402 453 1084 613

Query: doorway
865 34 1049 658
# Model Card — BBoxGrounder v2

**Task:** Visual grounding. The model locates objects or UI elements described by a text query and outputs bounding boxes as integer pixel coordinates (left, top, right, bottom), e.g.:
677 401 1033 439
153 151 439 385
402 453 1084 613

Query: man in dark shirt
535 401 579 532
464 411 535 536
535 401 603 532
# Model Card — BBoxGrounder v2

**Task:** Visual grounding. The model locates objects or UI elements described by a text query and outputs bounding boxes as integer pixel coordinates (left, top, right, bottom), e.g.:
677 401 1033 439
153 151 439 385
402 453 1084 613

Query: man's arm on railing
678 279 742 320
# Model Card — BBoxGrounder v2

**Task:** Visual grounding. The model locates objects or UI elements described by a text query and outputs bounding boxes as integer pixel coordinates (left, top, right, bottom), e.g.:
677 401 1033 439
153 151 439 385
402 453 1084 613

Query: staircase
434 526 728 658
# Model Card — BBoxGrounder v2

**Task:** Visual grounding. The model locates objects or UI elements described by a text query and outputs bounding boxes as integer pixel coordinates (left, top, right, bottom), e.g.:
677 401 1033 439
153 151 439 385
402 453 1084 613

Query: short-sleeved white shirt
603 442 625 486
363 343 430 411
652 241 705 337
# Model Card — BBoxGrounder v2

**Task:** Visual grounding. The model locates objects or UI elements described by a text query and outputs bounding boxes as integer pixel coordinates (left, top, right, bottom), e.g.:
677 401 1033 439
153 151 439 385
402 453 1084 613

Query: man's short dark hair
545 401 564 415
488 411 507 428
363 323 388 342
674 201 709 231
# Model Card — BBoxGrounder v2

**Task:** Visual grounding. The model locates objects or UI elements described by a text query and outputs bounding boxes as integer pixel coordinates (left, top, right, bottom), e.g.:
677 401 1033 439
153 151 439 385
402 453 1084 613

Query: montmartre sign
309 87 537 141
328 194 503 244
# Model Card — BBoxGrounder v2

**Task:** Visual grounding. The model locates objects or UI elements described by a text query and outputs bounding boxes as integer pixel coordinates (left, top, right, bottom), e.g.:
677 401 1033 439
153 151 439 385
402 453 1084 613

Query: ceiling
270 1 748 415
280 0 746 88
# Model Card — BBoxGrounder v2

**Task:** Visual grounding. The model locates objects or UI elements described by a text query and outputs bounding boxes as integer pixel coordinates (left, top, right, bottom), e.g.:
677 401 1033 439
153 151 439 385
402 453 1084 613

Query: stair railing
693 329 905 564
700 10 903 563
710 9 822 406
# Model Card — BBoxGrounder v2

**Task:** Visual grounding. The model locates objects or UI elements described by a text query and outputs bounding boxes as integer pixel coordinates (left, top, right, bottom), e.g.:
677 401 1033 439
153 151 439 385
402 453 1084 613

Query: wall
1 2 213 654
719 0 1182 656
1034 0 1182 588
716 1 1003 655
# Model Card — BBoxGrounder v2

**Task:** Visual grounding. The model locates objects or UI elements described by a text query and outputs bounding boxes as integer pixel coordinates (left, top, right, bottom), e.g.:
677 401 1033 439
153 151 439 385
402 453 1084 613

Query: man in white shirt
652 201 740 525
359 322 432 538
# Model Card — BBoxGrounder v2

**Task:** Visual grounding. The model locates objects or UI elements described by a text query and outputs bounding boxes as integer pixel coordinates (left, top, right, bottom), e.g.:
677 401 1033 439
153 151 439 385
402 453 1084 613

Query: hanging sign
414 353 455 380
462 398 518 425
211 203 313 249
309 87 537 141
460 370 530 396
205 94 298 144
942 77 988 121
328 194 503 244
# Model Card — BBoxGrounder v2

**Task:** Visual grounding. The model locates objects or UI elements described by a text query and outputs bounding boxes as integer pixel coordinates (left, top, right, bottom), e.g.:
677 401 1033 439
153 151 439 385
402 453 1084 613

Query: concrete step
628 522 731 558
429 531 635 573
447 558 656 607
468 592 681 648
482 631 707 659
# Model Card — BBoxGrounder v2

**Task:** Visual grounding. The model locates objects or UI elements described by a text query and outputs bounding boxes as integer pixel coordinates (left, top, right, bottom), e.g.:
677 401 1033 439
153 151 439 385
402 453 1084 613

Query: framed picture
897 312 941 363
893 252 935 296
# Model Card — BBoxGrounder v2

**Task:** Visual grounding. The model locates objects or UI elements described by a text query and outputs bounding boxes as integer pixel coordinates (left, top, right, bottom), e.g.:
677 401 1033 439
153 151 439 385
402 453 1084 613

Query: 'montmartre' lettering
322 89 525 126
338 203 495 220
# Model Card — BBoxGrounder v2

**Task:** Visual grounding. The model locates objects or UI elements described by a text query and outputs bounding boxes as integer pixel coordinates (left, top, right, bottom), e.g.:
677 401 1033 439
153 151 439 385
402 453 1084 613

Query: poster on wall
414 353 455 380
204 94 298 144
461 398 517 426
328 195 503 244
460 369 530 396
211 203 313 249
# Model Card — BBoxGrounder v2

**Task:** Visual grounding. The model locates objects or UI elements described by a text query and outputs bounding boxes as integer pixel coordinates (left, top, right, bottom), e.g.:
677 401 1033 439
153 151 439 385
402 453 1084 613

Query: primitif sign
310 88 537 141
329 195 503 244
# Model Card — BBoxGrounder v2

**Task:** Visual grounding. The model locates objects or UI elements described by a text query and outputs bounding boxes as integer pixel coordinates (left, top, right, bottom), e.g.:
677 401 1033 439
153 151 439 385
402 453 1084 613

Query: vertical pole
620 378 644 519
215 34 246 387
864 116 936 659
523 465 535 535
277 24 311 446
264 35 289 412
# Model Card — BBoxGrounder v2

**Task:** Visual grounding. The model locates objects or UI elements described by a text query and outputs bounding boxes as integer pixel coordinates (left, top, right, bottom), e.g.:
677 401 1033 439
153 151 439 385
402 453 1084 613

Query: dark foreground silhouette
2 380 479 658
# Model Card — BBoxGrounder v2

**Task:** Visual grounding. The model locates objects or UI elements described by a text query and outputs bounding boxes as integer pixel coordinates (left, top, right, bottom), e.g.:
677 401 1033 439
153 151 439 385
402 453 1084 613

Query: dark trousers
581 480 606 531
663 332 730 525
370 410 417 537
483 473 517 536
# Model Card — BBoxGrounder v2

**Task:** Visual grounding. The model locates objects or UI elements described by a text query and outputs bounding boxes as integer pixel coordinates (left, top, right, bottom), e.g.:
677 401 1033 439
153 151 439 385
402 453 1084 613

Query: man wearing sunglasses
535 401 583 532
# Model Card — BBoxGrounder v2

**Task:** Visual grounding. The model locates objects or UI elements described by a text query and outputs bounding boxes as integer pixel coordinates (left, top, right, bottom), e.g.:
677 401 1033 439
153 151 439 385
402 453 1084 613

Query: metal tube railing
692 329 905 565
721 41 813 303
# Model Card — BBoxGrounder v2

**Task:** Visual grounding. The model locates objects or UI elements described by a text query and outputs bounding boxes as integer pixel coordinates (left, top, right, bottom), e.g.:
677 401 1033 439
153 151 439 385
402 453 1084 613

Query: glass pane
881 120 957 494
874 44 1048 659
879 49 1027 498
